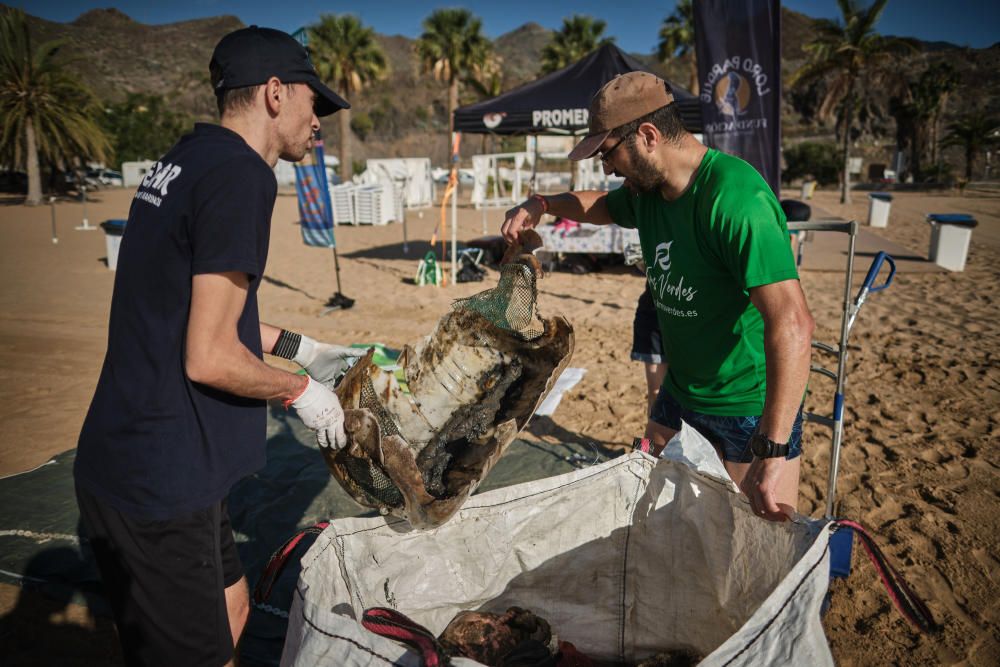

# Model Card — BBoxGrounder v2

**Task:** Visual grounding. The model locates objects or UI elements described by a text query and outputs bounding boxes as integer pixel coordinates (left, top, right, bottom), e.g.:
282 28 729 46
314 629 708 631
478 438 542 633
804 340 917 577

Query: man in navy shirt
75 27 361 666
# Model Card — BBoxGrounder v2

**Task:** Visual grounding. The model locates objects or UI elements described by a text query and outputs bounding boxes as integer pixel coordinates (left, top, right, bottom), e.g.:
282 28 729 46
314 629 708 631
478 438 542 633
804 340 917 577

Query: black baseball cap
210 26 349 116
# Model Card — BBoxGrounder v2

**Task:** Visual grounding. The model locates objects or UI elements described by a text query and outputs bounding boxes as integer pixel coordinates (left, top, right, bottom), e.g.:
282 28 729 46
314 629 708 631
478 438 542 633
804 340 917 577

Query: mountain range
12 5 999 167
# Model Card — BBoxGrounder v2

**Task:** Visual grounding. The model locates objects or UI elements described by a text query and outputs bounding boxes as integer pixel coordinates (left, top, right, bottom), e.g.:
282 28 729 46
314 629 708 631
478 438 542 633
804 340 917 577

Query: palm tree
890 62 959 179
788 0 915 204
465 55 505 153
308 14 387 181
657 0 698 94
540 15 615 75
465 55 503 101
943 111 999 181
416 8 492 144
922 62 959 166
0 8 110 205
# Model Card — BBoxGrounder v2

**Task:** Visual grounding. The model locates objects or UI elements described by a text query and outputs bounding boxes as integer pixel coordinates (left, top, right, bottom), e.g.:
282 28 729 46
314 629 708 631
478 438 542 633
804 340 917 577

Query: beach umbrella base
324 292 355 311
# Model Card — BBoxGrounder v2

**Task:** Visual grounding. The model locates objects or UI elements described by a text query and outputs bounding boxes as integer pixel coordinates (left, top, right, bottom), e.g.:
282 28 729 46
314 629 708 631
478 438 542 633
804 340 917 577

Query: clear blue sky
18 1 1000 51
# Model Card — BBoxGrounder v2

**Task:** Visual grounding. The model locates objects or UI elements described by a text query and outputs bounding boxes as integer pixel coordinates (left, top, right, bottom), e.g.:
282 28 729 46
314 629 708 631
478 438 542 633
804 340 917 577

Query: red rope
833 519 937 633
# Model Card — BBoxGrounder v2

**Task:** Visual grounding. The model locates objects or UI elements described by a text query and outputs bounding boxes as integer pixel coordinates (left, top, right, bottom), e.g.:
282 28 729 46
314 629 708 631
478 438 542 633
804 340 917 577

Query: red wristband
530 194 548 213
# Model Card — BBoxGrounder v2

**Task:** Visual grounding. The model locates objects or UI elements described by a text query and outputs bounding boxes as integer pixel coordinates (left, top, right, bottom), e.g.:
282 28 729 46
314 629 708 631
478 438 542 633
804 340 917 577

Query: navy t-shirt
75 123 277 520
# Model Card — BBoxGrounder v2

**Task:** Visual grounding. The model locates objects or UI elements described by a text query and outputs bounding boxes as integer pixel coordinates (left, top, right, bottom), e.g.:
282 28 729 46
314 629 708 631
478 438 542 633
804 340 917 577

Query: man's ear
637 122 660 153
263 77 283 116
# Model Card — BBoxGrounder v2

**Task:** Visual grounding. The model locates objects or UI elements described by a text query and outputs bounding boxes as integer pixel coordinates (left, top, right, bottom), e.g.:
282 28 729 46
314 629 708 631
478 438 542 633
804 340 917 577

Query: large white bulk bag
280 425 834 666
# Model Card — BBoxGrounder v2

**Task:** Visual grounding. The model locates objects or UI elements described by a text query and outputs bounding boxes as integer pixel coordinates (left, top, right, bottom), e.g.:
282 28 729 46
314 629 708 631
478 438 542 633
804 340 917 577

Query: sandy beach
0 183 997 665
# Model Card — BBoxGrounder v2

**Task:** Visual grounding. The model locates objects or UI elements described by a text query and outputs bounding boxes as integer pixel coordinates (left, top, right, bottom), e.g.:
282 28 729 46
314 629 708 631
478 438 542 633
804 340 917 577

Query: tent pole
451 131 460 286
485 155 496 234
529 136 539 195
402 174 409 254
403 207 409 254
451 177 458 285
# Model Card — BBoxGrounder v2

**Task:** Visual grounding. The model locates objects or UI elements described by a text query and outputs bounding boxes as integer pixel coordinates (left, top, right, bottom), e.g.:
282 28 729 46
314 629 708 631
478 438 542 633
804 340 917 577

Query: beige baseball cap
568 71 675 161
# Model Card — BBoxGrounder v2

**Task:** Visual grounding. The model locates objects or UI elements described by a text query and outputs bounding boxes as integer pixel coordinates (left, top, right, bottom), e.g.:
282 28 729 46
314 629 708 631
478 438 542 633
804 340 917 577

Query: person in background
74 27 363 667
631 284 672 449
502 72 814 522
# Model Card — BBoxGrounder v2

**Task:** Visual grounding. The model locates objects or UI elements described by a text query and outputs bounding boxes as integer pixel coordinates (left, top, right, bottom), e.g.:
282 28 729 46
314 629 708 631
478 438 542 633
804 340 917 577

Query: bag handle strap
362 607 449 667
833 519 937 634
253 521 330 605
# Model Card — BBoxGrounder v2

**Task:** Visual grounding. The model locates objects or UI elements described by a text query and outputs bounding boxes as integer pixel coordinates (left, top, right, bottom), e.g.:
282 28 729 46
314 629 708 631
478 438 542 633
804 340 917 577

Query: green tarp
0 406 602 666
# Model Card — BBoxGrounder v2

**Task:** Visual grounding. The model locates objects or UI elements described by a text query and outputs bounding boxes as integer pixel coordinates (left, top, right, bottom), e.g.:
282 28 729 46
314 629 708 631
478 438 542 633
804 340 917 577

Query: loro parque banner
693 0 782 195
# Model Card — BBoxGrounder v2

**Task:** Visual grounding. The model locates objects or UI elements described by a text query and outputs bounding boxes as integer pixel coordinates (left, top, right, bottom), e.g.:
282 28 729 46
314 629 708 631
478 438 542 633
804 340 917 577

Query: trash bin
780 199 811 222
926 214 978 271
868 193 892 228
781 199 811 266
800 180 817 200
99 219 126 270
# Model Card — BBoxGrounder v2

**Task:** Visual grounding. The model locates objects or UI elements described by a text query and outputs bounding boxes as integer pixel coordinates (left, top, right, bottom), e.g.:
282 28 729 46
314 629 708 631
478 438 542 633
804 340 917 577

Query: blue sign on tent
295 133 336 248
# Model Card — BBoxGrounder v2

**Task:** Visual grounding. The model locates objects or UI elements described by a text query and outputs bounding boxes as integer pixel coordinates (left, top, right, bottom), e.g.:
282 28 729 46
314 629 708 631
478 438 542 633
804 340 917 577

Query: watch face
750 434 769 458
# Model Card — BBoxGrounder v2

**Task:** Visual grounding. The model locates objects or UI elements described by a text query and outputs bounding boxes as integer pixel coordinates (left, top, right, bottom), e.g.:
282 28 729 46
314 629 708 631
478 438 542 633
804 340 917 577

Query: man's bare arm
500 190 615 244
185 272 306 402
741 278 814 519
751 278 814 442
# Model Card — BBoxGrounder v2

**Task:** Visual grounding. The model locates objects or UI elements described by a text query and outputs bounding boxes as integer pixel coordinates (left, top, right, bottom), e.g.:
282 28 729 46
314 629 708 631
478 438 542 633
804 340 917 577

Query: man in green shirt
501 72 814 521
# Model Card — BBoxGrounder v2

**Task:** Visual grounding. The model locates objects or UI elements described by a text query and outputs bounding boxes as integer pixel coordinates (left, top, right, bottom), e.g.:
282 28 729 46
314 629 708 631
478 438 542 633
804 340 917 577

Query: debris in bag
634 649 704 667
434 606 704 667
439 607 557 666
327 230 575 528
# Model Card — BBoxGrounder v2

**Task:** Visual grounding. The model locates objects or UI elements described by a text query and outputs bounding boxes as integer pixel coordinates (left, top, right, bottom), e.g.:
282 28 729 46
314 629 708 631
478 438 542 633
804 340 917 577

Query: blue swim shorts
650 386 803 463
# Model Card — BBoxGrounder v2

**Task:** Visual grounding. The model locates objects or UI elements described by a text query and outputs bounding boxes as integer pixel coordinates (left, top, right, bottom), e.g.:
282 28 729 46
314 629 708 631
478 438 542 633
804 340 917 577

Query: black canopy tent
442 45 701 285
453 43 703 137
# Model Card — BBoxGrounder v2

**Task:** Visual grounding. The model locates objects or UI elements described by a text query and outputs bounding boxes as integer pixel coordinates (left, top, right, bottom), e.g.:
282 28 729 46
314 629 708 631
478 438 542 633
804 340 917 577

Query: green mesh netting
451 262 543 341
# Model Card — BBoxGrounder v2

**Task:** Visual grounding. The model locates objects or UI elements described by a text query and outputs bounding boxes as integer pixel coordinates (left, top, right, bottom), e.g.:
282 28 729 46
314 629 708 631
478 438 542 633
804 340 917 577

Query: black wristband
272 329 301 360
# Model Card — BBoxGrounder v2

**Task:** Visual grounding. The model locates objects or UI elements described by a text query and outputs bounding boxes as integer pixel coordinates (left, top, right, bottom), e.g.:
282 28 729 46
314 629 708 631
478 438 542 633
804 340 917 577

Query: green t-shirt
606 148 798 415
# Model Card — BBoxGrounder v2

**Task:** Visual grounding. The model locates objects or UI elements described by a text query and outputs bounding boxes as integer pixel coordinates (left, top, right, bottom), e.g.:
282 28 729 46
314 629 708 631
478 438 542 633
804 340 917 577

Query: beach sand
0 184 997 665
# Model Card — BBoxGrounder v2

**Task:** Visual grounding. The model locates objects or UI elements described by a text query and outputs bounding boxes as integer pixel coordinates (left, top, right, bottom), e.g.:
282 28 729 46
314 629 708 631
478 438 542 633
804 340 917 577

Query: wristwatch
749 432 789 459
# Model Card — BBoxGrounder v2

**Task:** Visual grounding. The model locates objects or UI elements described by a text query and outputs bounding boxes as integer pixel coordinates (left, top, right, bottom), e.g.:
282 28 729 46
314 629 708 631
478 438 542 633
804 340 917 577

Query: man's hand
291 377 347 450
501 197 546 244
294 336 366 388
740 457 788 521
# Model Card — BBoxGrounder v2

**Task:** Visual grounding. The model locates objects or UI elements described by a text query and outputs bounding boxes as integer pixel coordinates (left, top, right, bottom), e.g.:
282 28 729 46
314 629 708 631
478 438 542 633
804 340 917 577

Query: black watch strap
767 441 789 458
751 433 789 458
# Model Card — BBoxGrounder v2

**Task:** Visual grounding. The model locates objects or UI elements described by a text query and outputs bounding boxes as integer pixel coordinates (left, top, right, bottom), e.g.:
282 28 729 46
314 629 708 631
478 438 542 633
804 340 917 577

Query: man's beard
621 147 666 194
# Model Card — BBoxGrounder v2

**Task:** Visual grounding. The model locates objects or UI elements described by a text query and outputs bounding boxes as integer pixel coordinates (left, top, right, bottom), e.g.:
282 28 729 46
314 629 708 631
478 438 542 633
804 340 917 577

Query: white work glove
293 336 367 388
291 376 347 450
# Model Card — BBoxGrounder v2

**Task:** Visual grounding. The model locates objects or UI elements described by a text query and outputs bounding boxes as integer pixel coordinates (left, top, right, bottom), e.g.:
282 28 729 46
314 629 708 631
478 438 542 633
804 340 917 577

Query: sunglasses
597 134 629 164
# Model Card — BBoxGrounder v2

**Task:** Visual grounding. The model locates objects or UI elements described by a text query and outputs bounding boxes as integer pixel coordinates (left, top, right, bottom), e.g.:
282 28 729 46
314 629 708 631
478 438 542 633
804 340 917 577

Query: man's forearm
759 318 812 442
537 191 615 225
749 280 814 442
188 341 306 402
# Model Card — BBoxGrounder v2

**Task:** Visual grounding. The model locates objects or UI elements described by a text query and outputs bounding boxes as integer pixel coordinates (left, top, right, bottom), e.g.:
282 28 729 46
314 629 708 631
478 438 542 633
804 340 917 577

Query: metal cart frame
788 219 896 518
